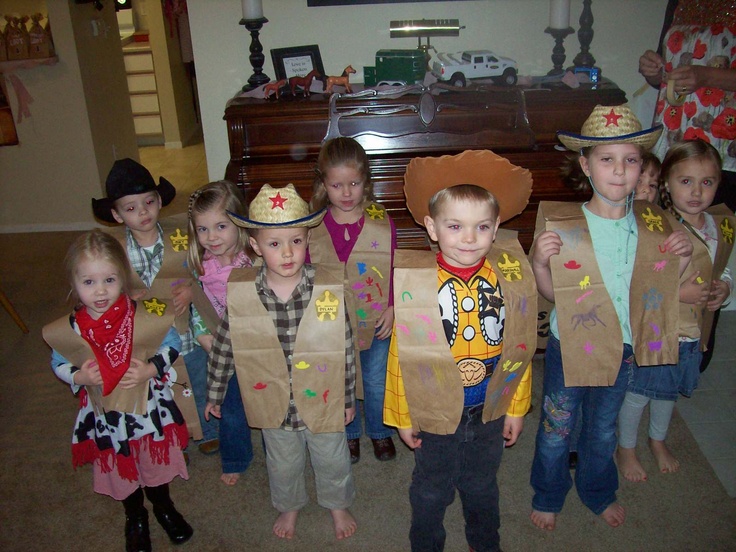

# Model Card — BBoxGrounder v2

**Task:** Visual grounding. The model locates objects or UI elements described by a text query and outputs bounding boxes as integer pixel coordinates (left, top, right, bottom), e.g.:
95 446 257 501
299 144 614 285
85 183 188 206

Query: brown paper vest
227 264 348 433
538 201 680 386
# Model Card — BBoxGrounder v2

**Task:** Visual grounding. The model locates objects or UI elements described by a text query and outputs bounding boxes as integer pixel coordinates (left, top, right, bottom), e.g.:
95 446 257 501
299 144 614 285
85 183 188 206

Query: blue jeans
219 372 253 474
530 335 635 515
629 339 702 400
410 409 505 552
185 346 218 442
346 335 393 440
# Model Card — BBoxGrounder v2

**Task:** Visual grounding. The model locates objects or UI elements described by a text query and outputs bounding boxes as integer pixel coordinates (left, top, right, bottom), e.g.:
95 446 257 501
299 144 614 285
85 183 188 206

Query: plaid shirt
124 225 206 355
207 264 356 430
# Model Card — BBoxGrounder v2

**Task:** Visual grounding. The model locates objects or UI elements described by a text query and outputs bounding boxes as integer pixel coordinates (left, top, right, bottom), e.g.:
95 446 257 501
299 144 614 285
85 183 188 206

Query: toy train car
363 49 427 87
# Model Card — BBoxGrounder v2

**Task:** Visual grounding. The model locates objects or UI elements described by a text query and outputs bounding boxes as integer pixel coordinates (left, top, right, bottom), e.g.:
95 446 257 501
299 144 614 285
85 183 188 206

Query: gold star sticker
365 203 384 220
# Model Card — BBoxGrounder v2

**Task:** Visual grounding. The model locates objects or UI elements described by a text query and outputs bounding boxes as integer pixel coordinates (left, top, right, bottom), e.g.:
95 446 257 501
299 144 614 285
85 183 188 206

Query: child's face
580 144 642 205
424 198 500 269
73 256 124 320
111 191 162 234
194 206 240 265
322 164 365 217
249 227 309 283
666 156 720 226
635 163 660 203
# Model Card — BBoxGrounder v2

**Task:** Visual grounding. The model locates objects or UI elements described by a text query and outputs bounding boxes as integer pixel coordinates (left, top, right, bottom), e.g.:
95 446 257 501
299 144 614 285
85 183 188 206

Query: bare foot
530 510 556 531
330 509 357 540
649 438 680 474
600 503 625 527
220 472 240 486
273 511 298 539
616 446 647 482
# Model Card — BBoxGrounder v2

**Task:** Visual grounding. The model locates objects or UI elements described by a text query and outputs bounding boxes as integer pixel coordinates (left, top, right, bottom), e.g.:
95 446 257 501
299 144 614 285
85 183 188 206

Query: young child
529 104 693 531
205 183 358 541
187 180 254 485
309 137 396 463
617 140 734 482
42 230 192 551
384 150 538 552
92 158 212 454
634 152 662 204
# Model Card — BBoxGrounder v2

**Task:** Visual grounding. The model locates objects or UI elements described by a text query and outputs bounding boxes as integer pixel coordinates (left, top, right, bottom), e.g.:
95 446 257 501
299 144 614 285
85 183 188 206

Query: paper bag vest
42 302 203 439
109 213 194 334
392 229 537 434
227 265 348 433
676 205 735 346
536 201 681 386
309 202 392 352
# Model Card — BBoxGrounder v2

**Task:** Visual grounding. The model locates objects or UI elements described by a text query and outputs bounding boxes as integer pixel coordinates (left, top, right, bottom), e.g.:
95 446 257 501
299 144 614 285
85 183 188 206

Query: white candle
242 0 264 20
549 0 571 29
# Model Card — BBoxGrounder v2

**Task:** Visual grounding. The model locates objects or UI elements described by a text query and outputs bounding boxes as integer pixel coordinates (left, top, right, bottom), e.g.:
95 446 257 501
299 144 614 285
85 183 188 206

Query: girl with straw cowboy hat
205 184 359 541
529 104 694 531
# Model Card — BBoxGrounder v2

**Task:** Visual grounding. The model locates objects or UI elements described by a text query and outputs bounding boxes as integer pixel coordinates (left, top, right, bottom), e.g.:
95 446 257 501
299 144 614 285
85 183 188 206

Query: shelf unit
122 43 163 144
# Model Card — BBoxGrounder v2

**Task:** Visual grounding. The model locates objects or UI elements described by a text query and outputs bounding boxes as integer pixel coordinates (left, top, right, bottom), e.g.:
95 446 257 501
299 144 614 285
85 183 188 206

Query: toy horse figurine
325 65 356 94
289 69 321 97
263 79 287 99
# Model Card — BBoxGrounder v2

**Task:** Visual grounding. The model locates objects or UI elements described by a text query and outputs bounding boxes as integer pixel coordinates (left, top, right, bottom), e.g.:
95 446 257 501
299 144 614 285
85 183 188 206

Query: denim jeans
410 409 505 552
346 335 393 440
219 372 253 474
530 335 635 515
185 346 218 442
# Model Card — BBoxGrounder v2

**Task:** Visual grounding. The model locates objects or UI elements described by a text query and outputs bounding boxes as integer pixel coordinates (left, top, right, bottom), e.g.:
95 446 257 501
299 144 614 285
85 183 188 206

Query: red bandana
76 294 135 396
437 252 486 283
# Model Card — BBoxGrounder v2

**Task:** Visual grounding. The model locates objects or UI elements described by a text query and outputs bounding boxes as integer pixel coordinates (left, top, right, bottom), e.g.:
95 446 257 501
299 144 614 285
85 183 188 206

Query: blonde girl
308 137 397 463
187 180 254 485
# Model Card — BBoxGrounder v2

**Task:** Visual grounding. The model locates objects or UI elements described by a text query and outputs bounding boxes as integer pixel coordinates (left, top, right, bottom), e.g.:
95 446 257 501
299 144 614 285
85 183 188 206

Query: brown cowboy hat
228 183 326 229
404 150 533 225
557 104 663 151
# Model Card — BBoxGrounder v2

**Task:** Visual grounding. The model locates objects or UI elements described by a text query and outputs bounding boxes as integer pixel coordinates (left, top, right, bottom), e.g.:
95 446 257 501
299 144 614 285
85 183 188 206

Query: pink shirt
199 250 253 318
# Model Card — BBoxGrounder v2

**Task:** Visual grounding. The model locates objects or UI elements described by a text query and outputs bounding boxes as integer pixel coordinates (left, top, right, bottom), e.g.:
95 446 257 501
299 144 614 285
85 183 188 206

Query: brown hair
310 137 373 211
428 184 499 221
64 229 132 302
187 180 251 275
659 140 722 218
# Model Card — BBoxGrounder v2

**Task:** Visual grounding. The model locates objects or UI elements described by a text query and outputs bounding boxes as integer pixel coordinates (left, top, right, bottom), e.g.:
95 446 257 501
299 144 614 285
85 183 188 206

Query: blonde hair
187 180 250 275
428 184 499 220
659 140 722 219
64 229 132 302
311 137 373 211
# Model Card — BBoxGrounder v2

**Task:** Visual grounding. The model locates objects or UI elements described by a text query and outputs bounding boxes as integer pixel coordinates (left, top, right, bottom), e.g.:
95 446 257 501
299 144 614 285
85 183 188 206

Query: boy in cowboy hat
529 104 693 531
92 158 215 454
205 183 358 541
384 150 539 552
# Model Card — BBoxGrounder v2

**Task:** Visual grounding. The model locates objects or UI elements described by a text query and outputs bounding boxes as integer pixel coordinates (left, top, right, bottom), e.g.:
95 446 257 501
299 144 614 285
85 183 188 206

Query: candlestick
573 0 596 68
549 0 571 30
242 0 263 21
545 26 574 76
240 17 270 91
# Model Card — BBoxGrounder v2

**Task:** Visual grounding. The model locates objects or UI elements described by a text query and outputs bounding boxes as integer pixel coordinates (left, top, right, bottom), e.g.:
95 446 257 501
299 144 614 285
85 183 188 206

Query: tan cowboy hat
404 150 533 225
228 183 326 229
557 104 663 151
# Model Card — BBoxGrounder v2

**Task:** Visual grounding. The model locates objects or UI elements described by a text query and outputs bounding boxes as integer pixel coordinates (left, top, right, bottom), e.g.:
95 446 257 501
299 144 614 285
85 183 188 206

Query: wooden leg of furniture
0 288 29 334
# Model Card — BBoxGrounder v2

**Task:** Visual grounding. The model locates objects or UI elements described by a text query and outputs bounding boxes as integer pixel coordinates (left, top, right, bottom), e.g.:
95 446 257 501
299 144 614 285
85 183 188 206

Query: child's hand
205 402 221 420
119 358 156 388
663 230 693 256
130 288 147 301
503 415 524 447
398 427 422 449
707 279 730 312
679 271 709 305
344 406 356 426
531 231 562 270
75 358 102 386
171 280 193 317
374 306 394 340
197 334 214 354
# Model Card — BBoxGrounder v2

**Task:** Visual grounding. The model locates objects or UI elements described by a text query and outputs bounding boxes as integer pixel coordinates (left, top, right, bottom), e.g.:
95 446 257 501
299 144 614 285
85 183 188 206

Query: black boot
144 484 193 545
122 488 151 552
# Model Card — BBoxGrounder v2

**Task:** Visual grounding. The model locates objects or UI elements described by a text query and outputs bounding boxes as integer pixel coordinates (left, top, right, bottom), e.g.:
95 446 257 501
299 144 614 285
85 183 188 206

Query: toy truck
363 49 427 87
430 49 518 87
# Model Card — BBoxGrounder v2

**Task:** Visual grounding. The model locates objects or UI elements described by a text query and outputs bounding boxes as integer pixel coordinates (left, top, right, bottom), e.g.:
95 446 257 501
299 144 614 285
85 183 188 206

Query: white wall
188 0 668 182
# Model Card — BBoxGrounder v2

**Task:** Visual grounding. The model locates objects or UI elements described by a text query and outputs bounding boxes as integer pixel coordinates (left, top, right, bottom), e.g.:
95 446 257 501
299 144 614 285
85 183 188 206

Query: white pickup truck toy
430 50 518 87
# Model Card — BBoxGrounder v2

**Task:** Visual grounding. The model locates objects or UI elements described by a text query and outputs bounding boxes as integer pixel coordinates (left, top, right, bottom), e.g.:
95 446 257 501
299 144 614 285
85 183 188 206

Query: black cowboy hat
92 158 176 223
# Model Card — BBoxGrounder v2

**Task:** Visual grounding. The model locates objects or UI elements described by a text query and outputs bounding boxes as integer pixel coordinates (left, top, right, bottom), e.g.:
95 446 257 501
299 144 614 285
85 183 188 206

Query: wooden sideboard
224 81 626 251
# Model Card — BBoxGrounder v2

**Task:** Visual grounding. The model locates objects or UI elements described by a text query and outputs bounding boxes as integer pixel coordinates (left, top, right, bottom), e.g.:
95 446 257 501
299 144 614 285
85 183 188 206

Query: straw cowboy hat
557 104 663 151
92 158 176 223
228 183 326 229
404 149 533 225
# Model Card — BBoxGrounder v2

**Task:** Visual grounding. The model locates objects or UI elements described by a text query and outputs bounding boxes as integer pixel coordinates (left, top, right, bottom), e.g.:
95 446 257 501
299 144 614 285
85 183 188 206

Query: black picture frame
270 45 325 81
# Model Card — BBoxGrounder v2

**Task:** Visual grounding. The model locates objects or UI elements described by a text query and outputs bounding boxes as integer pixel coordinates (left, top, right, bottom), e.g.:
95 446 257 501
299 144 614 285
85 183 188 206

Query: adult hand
639 49 664 87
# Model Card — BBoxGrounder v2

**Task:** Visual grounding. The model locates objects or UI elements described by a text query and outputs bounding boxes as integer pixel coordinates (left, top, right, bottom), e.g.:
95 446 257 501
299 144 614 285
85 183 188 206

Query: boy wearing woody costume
205 184 358 541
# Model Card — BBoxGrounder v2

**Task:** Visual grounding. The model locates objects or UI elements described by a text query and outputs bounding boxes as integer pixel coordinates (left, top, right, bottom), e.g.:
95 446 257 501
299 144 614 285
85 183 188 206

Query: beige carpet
1 229 735 551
